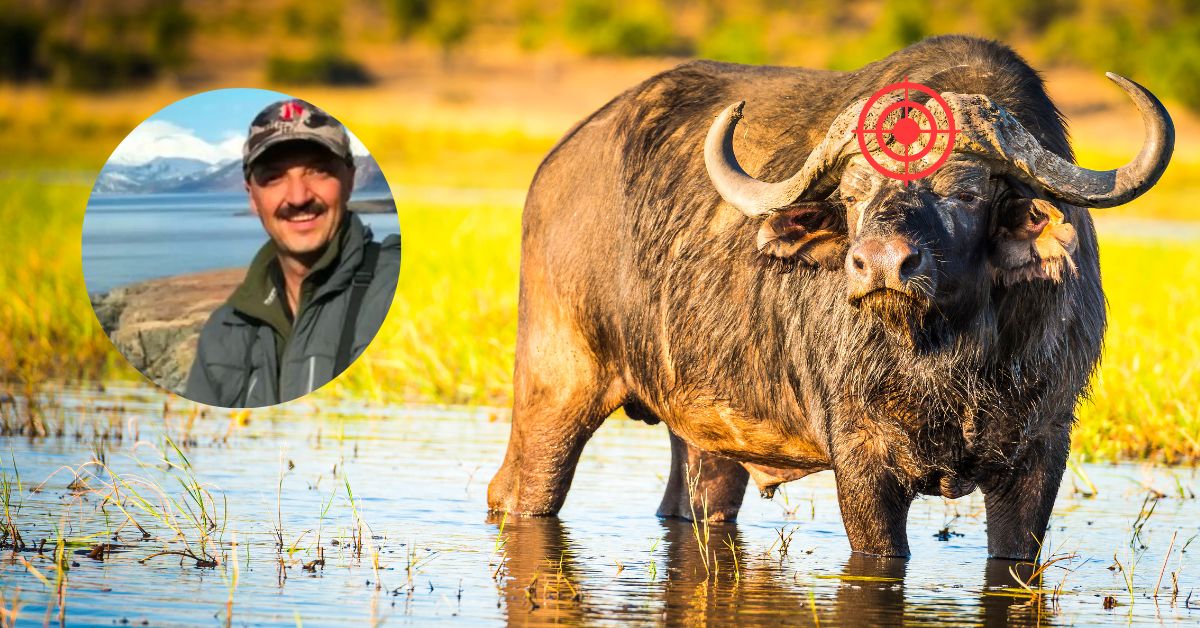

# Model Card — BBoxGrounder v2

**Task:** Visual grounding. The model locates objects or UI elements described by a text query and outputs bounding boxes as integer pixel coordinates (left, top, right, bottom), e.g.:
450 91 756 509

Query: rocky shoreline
91 268 246 395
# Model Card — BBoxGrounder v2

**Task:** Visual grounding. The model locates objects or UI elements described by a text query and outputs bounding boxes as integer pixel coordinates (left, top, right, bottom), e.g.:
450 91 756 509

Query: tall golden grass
325 202 521 405
326 195 1200 463
0 107 1197 462
1076 238 1200 463
0 180 131 386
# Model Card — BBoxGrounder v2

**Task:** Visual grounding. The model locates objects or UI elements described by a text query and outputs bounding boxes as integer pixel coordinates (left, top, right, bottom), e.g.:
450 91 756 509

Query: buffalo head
703 73 1173 336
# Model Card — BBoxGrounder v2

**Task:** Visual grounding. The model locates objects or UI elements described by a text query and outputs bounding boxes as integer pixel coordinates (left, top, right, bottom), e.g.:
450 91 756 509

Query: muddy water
1 384 1197 626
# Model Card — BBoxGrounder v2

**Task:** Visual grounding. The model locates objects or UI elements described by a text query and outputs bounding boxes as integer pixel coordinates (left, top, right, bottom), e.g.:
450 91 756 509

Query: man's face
246 141 354 260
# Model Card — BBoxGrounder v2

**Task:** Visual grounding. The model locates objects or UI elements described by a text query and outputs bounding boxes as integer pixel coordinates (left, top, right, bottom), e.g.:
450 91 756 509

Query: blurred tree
878 0 928 48
148 0 194 75
1151 19 1200 111
267 1 373 85
827 0 934 71
389 0 433 40
0 3 46 82
430 0 474 64
698 20 770 65
0 0 198 89
284 2 309 36
1 0 1198 113
516 0 550 52
696 1 771 64
564 0 690 57
980 0 1075 38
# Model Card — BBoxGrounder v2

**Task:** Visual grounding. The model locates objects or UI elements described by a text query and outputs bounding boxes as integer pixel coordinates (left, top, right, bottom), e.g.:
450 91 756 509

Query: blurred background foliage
2 0 1198 462
0 0 192 89
1 0 1198 109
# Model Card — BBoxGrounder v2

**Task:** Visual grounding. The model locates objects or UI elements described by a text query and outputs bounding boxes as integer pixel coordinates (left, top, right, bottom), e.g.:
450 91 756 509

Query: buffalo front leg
832 430 915 557
657 430 749 522
979 433 1069 561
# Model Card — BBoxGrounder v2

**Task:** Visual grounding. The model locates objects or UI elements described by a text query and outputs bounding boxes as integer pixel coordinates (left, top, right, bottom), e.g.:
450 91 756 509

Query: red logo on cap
280 101 305 122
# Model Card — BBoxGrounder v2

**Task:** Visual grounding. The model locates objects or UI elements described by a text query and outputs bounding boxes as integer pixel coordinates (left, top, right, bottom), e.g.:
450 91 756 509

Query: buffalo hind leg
487 310 622 516
487 376 616 516
980 433 1069 561
657 430 749 522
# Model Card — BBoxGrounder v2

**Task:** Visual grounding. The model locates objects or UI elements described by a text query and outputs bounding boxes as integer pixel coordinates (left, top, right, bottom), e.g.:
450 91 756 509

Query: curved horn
953 73 1173 208
704 100 866 217
704 102 804 217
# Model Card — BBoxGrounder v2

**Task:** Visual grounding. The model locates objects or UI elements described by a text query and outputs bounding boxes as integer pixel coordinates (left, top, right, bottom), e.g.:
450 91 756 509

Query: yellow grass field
1 57 1198 463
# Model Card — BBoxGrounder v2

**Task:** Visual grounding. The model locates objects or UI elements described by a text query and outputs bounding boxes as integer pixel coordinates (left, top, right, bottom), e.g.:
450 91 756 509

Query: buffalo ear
990 197 1079 286
756 201 848 270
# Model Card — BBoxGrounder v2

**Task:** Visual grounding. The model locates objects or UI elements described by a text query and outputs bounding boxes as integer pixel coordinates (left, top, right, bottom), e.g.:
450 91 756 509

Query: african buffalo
487 35 1173 559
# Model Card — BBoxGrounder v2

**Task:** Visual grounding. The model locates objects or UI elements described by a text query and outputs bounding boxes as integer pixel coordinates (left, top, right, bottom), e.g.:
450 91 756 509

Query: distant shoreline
346 197 398 214
232 197 397 216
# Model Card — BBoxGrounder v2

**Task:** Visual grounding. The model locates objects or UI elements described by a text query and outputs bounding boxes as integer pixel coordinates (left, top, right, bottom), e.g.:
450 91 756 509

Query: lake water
1 383 1196 626
81 192 402 294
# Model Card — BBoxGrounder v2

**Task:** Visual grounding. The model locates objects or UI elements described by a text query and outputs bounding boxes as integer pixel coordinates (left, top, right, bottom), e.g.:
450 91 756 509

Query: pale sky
107 88 369 166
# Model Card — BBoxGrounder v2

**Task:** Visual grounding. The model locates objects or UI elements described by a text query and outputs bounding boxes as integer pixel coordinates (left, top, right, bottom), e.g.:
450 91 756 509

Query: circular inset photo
83 89 401 408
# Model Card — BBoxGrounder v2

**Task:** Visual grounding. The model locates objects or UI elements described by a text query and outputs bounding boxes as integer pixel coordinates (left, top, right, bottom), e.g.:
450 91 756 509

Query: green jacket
184 213 399 407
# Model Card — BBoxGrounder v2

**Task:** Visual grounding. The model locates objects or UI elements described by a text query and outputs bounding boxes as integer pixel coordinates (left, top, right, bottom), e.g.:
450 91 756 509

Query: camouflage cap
242 99 352 179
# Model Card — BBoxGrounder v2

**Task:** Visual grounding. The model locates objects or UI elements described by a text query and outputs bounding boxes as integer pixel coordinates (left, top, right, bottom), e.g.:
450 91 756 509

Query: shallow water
1 384 1198 626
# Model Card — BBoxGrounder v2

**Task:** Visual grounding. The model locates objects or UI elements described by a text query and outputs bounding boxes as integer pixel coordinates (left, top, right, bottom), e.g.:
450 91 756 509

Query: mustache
275 199 328 218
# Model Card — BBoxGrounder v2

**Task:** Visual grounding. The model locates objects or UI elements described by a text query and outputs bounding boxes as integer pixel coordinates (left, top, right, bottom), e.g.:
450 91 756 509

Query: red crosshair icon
854 77 958 184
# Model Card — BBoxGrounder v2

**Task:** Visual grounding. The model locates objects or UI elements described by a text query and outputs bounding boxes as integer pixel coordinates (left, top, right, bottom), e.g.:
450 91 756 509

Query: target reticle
855 77 958 184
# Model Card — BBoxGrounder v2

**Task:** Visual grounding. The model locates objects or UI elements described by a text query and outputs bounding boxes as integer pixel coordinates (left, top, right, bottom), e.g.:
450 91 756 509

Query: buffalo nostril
852 255 866 272
898 248 924 280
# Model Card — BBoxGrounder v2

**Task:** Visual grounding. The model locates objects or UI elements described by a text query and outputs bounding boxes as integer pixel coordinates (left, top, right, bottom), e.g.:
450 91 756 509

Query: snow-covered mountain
352 157 390 194
93 155 391 196
93 157 220 194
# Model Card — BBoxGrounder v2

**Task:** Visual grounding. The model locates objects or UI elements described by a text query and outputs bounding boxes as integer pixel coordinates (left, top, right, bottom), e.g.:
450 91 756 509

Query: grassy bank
1 114 1198 462
327 202 521 405
1076 238 1200 463
328 199 1200 463
0 180 130 386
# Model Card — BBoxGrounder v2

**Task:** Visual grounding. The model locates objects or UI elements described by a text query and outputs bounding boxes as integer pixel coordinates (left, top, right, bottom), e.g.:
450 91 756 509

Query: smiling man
184 99 400 407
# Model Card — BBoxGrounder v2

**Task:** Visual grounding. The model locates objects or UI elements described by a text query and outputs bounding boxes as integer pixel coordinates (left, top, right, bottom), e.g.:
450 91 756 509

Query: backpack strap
235 324 259 406
335 242 380 374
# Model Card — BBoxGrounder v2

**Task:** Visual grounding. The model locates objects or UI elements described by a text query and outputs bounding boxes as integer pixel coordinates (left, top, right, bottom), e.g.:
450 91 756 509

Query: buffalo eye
843 195 857 204
956 192 977 203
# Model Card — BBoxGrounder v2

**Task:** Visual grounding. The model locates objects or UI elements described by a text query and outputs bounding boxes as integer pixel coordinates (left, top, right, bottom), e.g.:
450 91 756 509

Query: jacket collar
227 212 372 330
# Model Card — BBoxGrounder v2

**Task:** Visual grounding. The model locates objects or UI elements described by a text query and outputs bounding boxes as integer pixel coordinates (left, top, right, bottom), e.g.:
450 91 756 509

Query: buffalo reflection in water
487 515 1051 626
